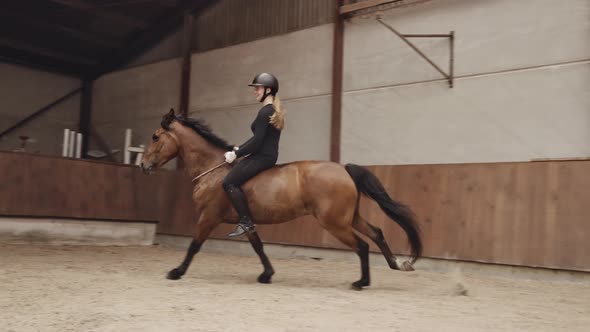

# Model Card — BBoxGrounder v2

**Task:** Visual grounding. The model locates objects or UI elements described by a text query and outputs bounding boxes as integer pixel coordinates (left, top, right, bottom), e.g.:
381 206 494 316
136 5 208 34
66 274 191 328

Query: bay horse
141 109 422 290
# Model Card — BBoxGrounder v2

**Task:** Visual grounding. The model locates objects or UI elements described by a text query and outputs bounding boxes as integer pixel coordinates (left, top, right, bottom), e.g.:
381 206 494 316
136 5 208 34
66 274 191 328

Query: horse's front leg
167 216 216 280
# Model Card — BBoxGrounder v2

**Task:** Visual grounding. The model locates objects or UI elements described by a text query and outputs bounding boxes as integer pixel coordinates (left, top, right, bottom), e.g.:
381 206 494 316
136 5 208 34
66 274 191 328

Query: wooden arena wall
1 151 588 272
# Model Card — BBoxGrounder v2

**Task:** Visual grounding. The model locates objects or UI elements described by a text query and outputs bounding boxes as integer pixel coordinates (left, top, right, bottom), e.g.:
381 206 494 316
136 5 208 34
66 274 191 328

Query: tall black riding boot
225 185 256 237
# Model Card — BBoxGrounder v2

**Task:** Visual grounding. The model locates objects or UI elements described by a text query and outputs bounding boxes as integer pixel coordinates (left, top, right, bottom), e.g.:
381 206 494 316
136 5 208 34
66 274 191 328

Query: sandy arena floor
1 244 588 332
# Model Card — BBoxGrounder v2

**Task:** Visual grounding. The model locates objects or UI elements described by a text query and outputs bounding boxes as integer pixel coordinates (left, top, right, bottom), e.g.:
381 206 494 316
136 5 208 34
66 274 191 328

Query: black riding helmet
248 73 279 103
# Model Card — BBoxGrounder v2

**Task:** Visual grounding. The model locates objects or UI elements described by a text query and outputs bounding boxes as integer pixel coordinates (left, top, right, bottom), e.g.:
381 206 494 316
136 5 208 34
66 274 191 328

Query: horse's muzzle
140 162 155 174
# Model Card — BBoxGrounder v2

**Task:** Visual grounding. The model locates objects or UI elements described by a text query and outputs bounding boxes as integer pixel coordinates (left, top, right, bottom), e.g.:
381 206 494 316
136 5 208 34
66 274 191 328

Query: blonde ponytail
269 95 286 130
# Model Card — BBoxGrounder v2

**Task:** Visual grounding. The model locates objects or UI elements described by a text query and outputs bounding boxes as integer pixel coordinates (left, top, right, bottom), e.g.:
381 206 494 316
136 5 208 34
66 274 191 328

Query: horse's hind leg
353 215 413 271
246 231 275 284
325 226 370 290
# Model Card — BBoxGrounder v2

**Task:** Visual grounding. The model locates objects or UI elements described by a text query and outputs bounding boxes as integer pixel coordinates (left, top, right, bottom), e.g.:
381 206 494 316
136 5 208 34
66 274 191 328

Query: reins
191 161 227 182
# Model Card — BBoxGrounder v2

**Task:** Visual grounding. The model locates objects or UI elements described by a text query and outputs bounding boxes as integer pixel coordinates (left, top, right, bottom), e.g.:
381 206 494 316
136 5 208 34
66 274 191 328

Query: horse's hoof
257 271 274 284
395 258 415 272
400 261 415 272
167 268 183 280
351 279 369 290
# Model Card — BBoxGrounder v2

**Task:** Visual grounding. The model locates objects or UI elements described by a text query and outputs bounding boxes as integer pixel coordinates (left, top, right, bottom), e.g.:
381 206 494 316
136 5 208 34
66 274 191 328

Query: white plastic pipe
68 131 76 157
75 133 83 158
62 129 70 157
124 128 132 164
135 144 145 166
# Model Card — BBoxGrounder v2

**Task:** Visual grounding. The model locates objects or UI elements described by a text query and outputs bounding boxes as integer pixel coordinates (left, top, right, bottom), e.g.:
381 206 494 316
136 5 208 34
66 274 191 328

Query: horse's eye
152 134 159 142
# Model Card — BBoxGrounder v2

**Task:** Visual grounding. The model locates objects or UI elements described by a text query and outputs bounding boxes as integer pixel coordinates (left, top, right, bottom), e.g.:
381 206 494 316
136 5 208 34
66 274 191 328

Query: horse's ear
161 108 176 130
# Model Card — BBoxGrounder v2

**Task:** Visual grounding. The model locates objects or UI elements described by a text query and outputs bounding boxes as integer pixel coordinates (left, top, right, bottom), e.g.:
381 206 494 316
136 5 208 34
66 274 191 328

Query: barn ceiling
0 0 215 78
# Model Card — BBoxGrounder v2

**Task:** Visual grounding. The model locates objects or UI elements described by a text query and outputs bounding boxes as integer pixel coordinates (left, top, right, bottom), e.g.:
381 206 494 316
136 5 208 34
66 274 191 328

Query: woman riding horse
222 73 286 237
140 88 422 290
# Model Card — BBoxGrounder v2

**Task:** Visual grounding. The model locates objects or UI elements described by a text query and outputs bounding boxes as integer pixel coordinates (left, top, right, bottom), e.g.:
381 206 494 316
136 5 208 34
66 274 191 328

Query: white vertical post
75 133 83 158
124 128 132 164
62 129 70 157
135 144 145 166
68 131 76 157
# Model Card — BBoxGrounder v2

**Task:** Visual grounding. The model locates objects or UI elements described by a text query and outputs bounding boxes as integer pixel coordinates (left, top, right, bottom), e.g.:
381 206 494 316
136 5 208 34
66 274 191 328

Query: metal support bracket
377 18 454 88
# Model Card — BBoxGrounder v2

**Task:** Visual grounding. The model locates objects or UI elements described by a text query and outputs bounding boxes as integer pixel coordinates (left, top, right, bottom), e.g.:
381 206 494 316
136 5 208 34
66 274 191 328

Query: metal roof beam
50 0 150 29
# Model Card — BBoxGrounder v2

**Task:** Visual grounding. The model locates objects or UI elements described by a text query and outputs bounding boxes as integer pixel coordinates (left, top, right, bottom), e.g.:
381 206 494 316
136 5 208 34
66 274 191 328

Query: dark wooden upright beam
78 80 93 158
331 0 345 163
450 31 455 88
177 13 194 170
179 13 193 118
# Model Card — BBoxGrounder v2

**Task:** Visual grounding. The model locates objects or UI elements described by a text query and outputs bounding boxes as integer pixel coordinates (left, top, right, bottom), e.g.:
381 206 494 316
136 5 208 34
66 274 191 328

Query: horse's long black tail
345 163 423 263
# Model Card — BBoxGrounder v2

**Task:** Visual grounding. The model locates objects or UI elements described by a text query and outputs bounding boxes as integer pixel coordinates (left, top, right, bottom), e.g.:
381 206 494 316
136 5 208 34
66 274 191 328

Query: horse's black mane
165 115 233 151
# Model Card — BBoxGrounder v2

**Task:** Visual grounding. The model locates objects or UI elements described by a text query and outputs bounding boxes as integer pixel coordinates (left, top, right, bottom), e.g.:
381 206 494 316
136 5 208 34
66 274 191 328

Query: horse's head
140 108 180 174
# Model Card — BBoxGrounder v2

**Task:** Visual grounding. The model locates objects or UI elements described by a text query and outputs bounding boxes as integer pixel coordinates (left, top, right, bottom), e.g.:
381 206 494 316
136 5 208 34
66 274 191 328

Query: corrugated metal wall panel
193 0 336 52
